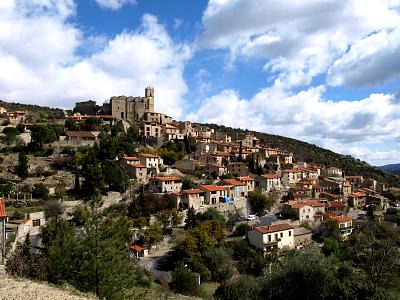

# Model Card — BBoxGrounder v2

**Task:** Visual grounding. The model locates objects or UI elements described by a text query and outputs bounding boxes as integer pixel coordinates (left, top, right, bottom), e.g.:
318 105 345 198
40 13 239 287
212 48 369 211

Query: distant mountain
379 164 400 176
202 123 400 187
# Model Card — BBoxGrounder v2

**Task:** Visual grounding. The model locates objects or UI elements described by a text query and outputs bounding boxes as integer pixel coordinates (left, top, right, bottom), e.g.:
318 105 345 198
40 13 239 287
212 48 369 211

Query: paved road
138 248 172 283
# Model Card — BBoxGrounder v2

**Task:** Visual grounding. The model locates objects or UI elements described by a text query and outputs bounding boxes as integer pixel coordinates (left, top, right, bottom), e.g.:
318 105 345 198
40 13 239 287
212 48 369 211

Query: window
280 232 283 238
289 231 292 236
33 219 41 227
275 233 278 240
268 235 271 242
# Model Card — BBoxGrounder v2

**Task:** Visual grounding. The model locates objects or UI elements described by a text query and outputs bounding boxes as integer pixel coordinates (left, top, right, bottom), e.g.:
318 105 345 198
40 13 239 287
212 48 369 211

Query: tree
197 208 226 227
169 264 201 296
233 223 251 237
260 246 338 300
347 221 400 287
248 188 273 213
2 127 19 144
54 182 67 199
42 208 150 299
15 152 29 180
142 221 163 249
214 275 261 300
185 206 197 229
32 183 49 199
30 124 57 150
204 248 234 282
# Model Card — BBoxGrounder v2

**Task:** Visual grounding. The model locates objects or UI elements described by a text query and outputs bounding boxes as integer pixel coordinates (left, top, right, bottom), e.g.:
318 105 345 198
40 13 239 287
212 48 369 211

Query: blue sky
0 0 400 165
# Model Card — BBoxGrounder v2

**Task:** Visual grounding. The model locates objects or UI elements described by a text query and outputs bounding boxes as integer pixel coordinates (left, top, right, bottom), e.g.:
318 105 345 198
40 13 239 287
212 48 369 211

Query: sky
0 0 400 166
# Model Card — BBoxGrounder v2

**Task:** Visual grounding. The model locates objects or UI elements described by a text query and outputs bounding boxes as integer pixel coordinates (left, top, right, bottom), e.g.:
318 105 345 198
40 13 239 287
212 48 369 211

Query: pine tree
185 206 197 230
15 152 29 180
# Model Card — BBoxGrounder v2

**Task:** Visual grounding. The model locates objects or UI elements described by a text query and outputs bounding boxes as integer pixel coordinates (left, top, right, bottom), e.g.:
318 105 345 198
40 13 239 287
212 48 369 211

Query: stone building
110 87 154 121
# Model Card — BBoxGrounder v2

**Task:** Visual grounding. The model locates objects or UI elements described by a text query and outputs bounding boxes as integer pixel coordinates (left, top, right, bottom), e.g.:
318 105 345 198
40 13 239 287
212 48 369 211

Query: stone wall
196 197 250 216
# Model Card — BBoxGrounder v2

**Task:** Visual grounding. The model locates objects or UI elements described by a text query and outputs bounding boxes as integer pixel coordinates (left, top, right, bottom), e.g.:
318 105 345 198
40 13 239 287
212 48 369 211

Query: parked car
245 214 257 221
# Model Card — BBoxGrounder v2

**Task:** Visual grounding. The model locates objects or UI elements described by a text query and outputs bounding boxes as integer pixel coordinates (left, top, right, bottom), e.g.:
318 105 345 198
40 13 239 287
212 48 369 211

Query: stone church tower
110 87 155 121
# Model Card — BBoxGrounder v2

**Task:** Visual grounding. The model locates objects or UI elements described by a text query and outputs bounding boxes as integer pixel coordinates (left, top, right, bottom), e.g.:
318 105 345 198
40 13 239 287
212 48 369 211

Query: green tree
32 183 49 199
43 208 150 299
54 182 67 199
15 152 29 179
169 264 201 296
249 188 273 213
347 221 400 287
197 208 226 227
233 223 251 237
185 206 197 229
30 124 57 150
2 126 19 144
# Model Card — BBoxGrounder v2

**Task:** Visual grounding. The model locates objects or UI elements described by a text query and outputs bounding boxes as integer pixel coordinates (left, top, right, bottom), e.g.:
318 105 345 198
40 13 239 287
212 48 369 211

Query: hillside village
0 88 400 298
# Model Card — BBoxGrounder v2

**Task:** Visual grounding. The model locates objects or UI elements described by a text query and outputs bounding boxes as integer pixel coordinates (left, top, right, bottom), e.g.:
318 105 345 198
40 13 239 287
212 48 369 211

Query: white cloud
327 28 400 87
198 0 400 88
188 86 400 165
0 2 191 118
95 0 136 11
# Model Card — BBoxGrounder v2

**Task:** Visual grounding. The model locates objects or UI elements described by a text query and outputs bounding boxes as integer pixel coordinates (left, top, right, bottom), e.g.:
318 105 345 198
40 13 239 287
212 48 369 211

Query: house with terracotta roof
319 191 342 201
205 164 227 177
281 169 303 186
149 176 182 193
220 179 248 199
138 153 163 169
325 166 343 178
227 162 248 176
199 185 229 205
237 176 255 192
326 214 353 238
126 163 147 183
162 123 185 140
325 201 347 215
128 245 148 258
180 189 206 209
248 223 295 254
348 191 367 208
256 173 282 192
291 202 326 222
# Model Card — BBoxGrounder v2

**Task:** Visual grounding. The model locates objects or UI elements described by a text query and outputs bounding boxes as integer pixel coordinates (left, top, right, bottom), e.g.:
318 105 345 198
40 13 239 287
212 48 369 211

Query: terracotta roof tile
0 197 6 218
222 179 246 186
254 223 294 234
139 153 159 158
199 185 227 192
181 189 204 194
237 176 255 181
153 176 182 181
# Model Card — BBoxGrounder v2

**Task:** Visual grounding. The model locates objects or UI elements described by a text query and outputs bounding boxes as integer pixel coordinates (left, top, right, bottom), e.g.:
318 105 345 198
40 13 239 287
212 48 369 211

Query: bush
169 265 201 296
32 183 49 199
233 223 251 237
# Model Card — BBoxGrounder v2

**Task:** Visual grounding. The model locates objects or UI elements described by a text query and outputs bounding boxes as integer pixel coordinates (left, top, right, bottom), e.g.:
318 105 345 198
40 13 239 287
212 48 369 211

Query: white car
245 214 257 221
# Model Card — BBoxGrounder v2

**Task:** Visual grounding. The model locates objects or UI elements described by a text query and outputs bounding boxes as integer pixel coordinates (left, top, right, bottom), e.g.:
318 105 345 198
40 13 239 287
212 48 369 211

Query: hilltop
380 163 400 176
203 123 400 187
0 100 65 120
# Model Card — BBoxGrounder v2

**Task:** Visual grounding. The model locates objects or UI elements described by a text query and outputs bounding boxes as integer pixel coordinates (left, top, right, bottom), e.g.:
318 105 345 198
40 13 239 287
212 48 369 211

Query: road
138 248 173 283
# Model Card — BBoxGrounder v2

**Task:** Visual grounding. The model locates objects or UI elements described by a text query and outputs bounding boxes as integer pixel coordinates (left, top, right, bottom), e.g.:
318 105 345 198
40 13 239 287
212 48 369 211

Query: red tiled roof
153 176 182 182
304 201 325 207
0 197 6 218
129 163 146 168
139 153 159 158
129 245 145 251
123 156 139 161
199 185 227 192
282 169 302 173
349 191 366 197
222 179 245 186
328 214 352 223
261 173 280 179
255 223 294 234
237 176 255 181
328 201 346 207
181 189 204 194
